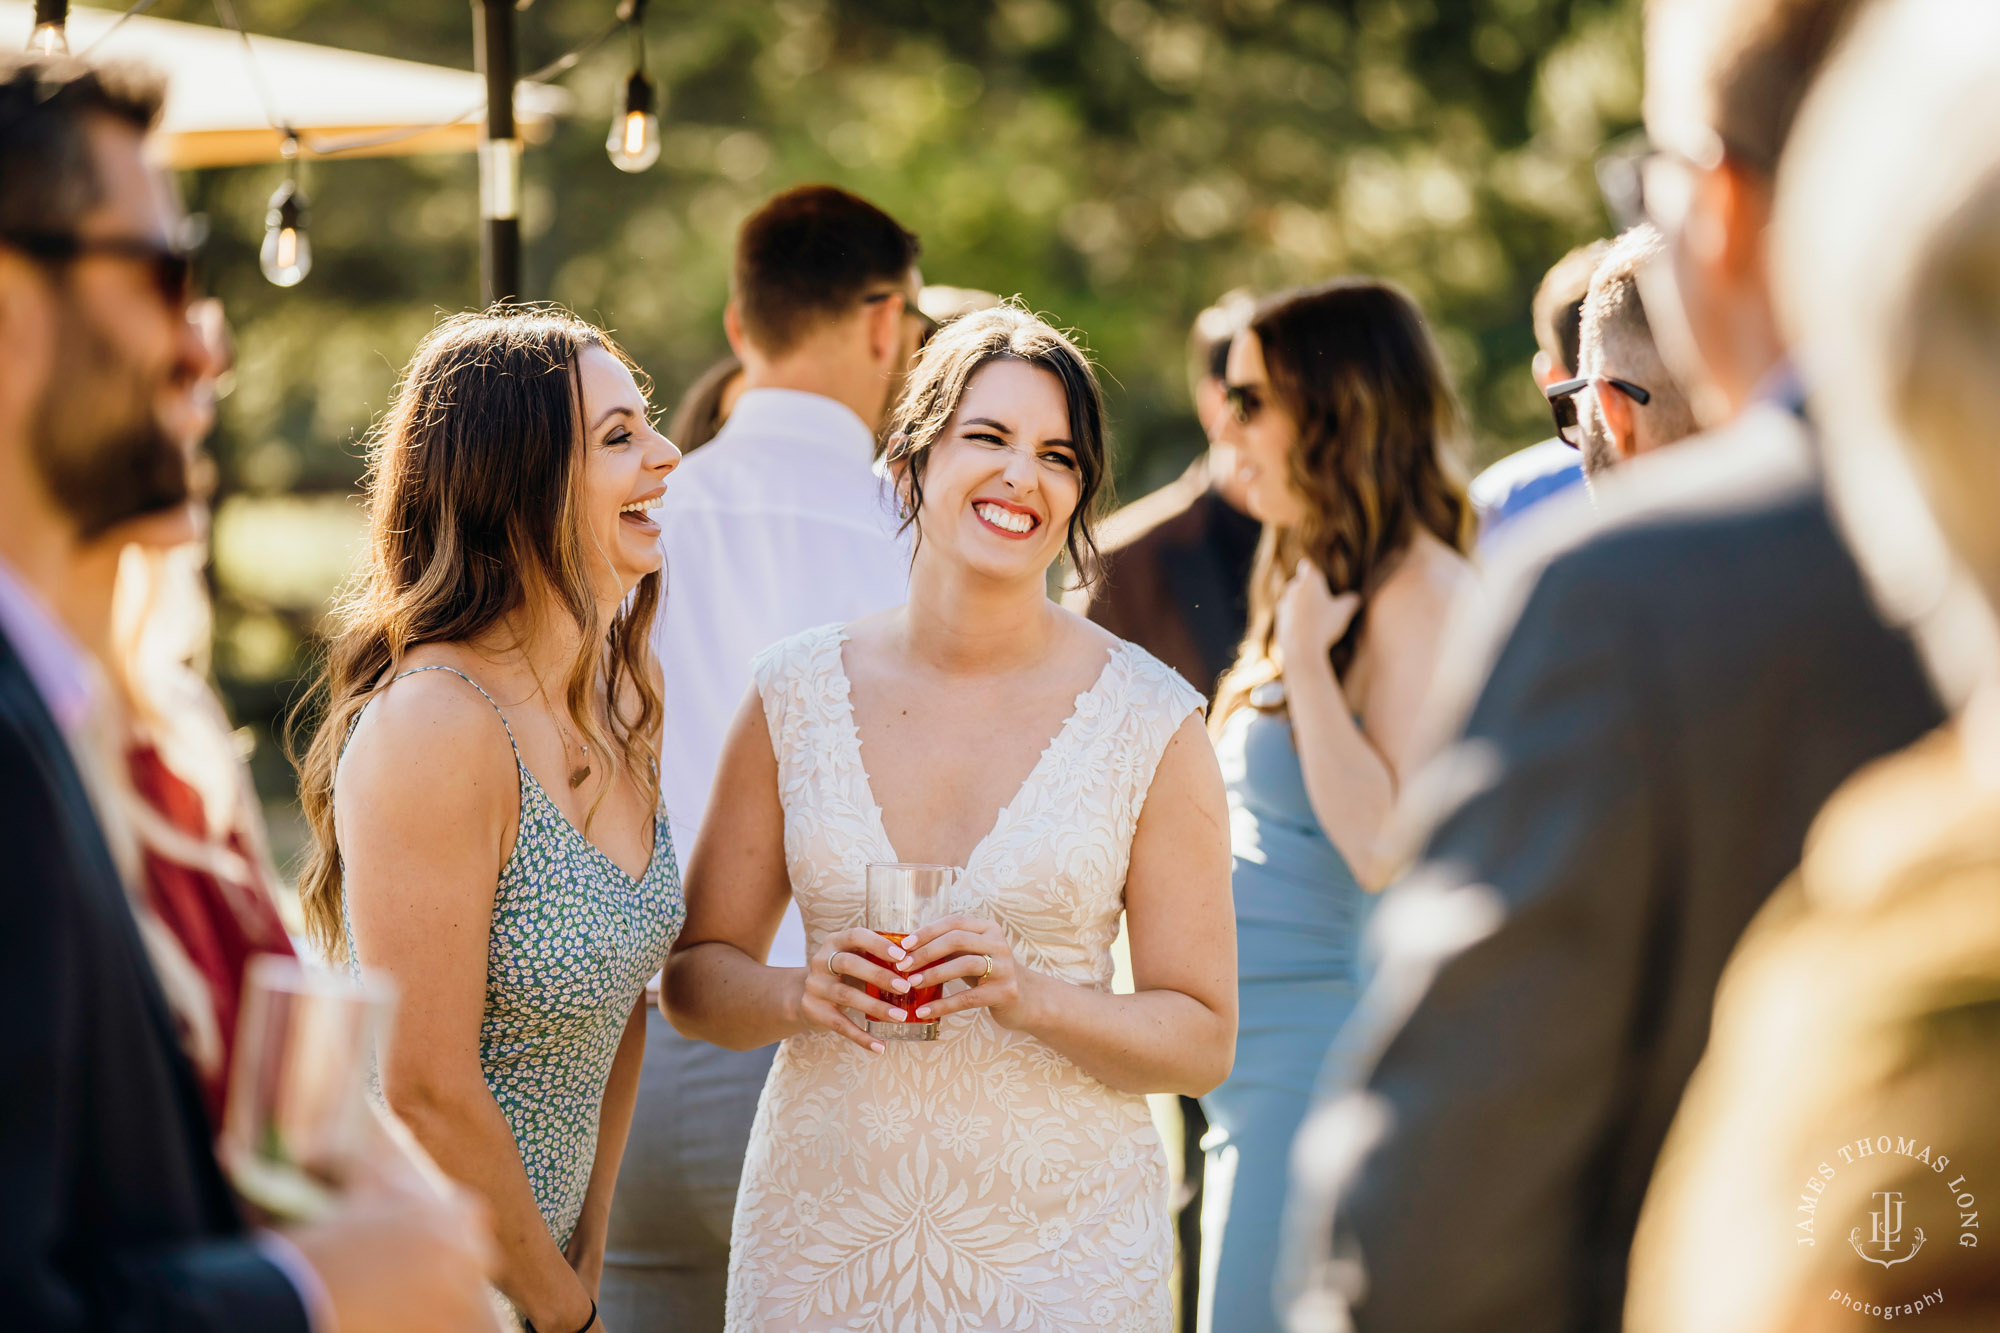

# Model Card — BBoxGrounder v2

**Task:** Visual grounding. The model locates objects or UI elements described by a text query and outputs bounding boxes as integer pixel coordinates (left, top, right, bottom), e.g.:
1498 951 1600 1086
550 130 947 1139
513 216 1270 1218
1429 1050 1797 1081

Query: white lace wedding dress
726 622 1203 1333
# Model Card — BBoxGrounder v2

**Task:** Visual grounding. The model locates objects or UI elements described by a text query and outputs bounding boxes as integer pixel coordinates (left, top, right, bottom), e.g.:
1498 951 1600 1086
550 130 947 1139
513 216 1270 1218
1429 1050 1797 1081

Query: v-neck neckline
828 626 1124 875
515 763 665 888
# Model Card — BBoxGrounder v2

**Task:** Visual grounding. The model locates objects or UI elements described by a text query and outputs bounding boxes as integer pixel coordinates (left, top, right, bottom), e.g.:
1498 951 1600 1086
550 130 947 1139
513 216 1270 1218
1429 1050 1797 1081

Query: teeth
975 502 1034 534
620 495 662 515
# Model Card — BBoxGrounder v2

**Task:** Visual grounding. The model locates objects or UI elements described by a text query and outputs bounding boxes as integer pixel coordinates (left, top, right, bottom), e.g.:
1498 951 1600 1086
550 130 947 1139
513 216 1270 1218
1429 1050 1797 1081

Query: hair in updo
883 303 1110 585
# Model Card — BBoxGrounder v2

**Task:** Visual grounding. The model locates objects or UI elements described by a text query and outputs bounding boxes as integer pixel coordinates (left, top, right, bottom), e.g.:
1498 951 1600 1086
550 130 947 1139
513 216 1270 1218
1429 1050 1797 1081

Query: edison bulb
259 179 312 287
607 70 661 173
27 20 68 55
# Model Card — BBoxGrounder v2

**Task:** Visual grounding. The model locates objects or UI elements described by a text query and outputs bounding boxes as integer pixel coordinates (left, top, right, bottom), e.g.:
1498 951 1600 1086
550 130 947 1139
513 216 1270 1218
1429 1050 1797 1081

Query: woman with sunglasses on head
1199 278 1477 1333
664 304 1235 1332
294 307 685 1333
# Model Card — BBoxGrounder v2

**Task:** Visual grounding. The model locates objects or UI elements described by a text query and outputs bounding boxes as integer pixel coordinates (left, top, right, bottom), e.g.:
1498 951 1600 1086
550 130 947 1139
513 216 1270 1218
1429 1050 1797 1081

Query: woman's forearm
1019 976 1234 1097
1285 657 1397 888
661 940 810 1050
386 1074 594 1329
567 996 648 1295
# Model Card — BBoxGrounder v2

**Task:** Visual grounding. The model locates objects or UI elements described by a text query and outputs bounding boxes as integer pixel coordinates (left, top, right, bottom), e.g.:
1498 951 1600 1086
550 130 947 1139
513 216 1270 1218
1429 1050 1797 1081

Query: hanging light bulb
607 69 660 173
27 0 68 54
606 0 660 173
260 177 312 287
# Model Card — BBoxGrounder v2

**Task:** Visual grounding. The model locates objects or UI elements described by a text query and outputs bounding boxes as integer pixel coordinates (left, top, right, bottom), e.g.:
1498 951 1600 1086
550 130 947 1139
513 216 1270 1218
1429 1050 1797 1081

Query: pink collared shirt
0 553 92 734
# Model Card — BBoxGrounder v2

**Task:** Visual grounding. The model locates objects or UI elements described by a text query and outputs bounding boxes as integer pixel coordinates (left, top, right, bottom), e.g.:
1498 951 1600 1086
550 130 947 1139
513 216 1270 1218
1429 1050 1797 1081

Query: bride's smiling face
910 358 1081 584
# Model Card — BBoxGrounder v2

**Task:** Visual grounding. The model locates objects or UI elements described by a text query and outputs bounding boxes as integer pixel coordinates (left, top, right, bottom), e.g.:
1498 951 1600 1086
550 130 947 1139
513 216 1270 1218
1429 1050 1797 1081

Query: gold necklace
524 658 593 789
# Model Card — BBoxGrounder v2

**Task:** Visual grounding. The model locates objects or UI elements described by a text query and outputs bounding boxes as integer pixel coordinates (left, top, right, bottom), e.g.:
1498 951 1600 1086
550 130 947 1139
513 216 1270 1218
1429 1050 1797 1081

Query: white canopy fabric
4 3 569 167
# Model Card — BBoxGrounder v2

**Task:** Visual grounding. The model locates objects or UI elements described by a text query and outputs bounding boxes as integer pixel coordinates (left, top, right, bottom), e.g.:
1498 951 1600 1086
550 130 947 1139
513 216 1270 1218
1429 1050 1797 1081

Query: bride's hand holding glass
895 916 1036 1030
802 929 917 1051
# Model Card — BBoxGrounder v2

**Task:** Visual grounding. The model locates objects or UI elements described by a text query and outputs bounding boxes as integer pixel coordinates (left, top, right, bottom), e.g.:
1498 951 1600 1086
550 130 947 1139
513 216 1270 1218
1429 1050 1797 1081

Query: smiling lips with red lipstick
971 496 1041 540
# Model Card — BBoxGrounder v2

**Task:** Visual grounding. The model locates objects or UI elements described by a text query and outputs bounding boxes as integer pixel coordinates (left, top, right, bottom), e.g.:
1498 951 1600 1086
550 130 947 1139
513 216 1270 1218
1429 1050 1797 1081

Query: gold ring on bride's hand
826 952 841 978
979 955 994 983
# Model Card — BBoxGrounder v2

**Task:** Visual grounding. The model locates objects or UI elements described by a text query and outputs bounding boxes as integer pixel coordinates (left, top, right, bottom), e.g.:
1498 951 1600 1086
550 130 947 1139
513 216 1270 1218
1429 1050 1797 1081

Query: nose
180 298 225 386
1201 393 1234 445
652 428 682 477
1000 441 1039 492
1213 402 1247 449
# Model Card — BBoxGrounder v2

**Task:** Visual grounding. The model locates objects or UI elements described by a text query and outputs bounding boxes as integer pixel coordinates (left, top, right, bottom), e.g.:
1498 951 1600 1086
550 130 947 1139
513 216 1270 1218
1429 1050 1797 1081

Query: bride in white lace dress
662 306 1237 1332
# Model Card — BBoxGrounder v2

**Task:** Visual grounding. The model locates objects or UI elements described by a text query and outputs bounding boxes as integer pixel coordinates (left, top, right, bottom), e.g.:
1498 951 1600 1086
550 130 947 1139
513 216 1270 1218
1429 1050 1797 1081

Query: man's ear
723 300 747 358
865 293 903 370
0 256 56 426
1593 379 1641 461
1531 350 1567 392
1715 156 1775 287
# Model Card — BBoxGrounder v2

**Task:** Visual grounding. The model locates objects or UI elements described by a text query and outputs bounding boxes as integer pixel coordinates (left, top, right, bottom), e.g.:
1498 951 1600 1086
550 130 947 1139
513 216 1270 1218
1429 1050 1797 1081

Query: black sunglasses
1 229 200 307
1223 381 1265 424
1544 375 1651 449
863 289 942 344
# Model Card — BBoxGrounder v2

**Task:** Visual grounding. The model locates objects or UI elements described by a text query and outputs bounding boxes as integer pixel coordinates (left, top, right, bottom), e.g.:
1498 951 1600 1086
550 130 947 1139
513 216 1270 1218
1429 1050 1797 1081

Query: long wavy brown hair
289 306 662 957
1213 278 1474 726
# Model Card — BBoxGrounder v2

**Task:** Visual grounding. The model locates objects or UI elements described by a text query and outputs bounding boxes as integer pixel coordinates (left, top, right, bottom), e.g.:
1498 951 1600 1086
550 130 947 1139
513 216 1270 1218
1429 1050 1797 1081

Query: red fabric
128 743 296 1126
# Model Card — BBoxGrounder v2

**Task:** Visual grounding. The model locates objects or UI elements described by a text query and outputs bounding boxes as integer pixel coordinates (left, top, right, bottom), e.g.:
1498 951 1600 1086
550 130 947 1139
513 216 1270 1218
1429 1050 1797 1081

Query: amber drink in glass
864 862 955 1041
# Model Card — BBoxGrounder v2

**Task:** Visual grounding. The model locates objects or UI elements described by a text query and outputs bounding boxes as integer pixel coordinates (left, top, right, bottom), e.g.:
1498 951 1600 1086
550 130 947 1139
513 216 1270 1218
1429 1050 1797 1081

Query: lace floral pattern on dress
726 623 1203 1333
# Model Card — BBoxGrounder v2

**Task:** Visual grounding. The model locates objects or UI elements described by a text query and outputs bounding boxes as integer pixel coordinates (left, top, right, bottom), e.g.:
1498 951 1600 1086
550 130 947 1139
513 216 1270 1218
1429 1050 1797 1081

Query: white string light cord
201 0 630 160
76 0 160 57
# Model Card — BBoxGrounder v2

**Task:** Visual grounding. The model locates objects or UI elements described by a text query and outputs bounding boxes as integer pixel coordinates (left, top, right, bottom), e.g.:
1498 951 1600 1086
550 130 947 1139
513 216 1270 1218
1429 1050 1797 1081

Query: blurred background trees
169 0 1640 849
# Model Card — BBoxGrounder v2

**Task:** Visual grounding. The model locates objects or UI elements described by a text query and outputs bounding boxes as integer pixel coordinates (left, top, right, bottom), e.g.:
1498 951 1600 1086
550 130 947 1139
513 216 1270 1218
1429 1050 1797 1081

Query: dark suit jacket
1069 459 1262 699
0 626 308 1331
1295 409 1944 1333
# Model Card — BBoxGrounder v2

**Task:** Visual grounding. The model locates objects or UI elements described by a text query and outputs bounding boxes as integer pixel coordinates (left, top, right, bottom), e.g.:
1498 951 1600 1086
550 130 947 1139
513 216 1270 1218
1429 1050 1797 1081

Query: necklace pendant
568 763 592 789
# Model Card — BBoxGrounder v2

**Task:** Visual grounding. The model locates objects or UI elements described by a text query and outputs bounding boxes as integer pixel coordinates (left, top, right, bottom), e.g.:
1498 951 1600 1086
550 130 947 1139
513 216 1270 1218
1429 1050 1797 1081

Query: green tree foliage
166 0 1640 800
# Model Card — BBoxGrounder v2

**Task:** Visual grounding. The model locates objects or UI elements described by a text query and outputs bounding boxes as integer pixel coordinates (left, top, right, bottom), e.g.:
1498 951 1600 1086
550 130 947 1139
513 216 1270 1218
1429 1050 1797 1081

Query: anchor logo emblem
1849 1190 1926 1268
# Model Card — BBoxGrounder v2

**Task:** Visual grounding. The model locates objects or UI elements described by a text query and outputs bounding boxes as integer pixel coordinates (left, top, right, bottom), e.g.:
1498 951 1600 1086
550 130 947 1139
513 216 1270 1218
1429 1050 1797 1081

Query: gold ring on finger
980 955 994 983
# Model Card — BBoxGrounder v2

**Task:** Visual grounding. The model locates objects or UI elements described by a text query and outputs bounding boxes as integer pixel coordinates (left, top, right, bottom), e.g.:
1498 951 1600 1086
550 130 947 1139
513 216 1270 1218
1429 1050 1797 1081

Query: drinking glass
219 955 395 1221
863 862 956 1042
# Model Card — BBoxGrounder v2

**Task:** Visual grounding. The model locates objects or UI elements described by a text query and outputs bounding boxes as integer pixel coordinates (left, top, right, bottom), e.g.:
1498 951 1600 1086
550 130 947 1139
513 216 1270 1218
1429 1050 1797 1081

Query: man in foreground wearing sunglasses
0 55 498 1331
1285 1 1943 1330
1545 223 1697 481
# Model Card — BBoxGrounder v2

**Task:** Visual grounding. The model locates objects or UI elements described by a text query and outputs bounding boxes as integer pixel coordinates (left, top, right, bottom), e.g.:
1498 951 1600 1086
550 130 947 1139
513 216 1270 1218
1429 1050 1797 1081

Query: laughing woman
294 308 684 1333
663 305 1236 1332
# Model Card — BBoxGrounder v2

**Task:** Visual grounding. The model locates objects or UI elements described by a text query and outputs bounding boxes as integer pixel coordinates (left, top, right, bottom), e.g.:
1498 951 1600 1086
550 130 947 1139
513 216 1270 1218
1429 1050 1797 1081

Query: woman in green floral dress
294 309 686 1333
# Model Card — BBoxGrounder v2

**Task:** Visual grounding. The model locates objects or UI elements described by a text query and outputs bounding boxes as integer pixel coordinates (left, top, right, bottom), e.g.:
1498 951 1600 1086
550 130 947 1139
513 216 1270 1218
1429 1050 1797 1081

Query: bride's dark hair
882 303 1111 587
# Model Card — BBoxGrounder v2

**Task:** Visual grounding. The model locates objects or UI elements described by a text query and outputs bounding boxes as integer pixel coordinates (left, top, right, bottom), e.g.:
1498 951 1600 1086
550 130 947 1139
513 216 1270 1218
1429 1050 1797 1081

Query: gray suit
1286 408 1943 1333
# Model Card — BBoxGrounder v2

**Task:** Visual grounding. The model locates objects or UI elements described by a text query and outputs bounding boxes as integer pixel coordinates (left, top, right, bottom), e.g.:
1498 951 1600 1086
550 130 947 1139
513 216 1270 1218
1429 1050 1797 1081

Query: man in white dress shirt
603 185 927 1329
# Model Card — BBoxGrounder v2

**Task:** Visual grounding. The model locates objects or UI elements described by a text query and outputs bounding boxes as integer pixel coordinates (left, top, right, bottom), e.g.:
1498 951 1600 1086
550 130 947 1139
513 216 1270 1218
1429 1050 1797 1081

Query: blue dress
1199 701 1376 1333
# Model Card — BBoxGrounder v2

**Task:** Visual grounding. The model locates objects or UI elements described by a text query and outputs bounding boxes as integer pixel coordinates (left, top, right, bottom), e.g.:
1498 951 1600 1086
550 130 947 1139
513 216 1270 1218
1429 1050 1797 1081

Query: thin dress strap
342 664 524 768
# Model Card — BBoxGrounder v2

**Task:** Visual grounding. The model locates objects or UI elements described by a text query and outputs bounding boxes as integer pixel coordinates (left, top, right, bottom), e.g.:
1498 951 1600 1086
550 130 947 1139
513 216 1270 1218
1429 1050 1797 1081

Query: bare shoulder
335 652 518 819
1371 530 1477 635
1051 601 1124 661
1137 710 1229 838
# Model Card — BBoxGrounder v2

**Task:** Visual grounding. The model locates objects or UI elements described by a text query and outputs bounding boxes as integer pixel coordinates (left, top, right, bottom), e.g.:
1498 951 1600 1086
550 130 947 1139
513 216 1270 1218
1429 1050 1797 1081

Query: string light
605 0 659 173
259 139 311 286
28 0 68 54
66 0 645 294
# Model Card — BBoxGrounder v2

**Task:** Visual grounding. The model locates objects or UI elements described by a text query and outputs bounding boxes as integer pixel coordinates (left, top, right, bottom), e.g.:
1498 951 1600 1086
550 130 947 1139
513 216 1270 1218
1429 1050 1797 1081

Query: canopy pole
473 0 521 305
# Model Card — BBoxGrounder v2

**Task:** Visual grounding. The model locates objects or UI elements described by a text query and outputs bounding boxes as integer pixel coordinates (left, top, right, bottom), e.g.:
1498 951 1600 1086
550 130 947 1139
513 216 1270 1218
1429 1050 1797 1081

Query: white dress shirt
653 387 911 967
